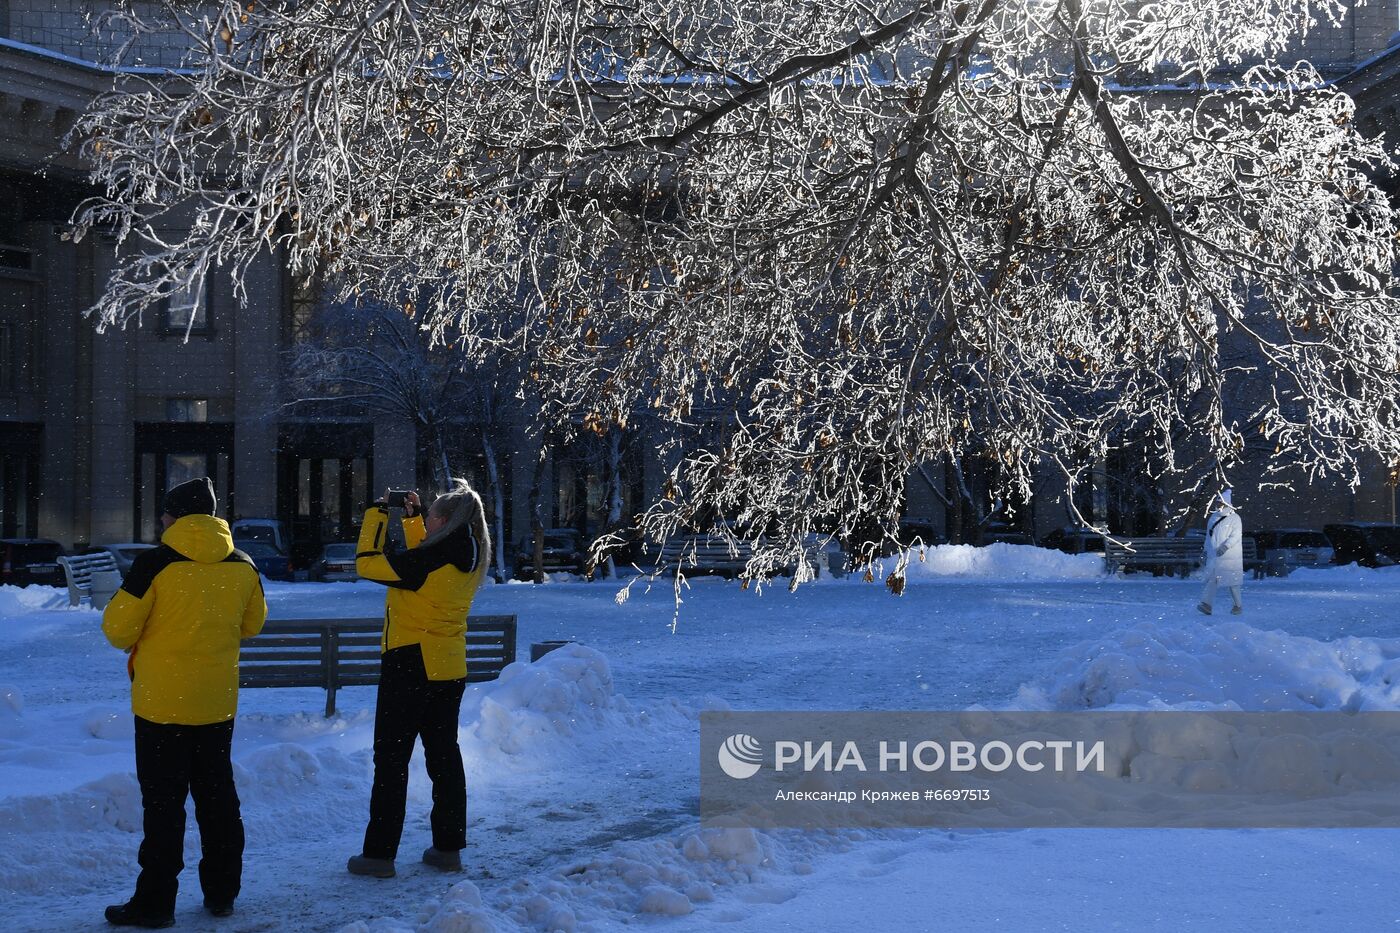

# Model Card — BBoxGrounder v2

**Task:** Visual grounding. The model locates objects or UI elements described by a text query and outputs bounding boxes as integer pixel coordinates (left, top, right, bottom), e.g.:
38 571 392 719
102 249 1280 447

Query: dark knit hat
162 477 217 519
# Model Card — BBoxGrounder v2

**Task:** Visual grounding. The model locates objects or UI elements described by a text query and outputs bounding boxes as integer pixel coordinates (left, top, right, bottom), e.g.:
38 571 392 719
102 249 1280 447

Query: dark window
0 322 11 391
286 271 321 345
1279 532 1329 549
166 398 208 422
1367 527 1400 560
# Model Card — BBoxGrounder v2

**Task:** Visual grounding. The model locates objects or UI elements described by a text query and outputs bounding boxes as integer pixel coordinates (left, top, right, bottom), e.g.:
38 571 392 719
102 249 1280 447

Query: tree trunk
427 424 451 491
945 454 964 544
601 427 625 579
482 433 507 582
526 438 551 583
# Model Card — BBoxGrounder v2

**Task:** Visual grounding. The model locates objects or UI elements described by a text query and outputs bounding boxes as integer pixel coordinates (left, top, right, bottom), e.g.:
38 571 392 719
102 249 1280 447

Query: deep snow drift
1 549 1398 931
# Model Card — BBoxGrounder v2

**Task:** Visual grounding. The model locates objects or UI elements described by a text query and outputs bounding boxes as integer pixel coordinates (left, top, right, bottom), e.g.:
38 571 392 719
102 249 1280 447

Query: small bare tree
285 295 515 579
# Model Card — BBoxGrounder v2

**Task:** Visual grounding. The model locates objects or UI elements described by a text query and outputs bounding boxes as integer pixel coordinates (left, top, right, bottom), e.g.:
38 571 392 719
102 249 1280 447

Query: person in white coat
1198 488 1244 615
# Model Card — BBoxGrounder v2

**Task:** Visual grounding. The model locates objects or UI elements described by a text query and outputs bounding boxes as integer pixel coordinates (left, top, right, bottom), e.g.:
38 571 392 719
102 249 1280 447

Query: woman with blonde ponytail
347 478 489 878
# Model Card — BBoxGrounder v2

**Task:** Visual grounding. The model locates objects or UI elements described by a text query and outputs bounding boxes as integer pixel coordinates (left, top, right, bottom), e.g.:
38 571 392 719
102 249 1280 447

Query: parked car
230 518 290 555
1323 523 1400 568
234 539 294 580
85 543 157 579
0 539 65 587
513 528 587 579
981 530 1034 546
1248 529 1334 575
895 519 945 550
311 542 359 582
1041 527 1106 554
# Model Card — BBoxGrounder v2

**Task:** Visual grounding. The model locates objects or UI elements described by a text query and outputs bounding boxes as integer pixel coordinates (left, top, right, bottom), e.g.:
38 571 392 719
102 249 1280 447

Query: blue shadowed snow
1 554 1398 930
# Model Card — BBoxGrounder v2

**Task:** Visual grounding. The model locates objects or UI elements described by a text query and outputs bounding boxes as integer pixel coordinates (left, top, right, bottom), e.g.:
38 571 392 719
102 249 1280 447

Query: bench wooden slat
241 637 325 648
237 650 330 662
240 665 327 678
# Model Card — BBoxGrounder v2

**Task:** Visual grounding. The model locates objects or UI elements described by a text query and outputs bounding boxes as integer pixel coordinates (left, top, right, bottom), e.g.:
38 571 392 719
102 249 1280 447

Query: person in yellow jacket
347 479 489 879
100 477 267 929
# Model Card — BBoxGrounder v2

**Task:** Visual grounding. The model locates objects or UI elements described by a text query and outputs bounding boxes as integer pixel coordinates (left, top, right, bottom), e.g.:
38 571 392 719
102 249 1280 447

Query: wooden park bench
239 615 518 716
1103 537 1257 577
56 552 122 609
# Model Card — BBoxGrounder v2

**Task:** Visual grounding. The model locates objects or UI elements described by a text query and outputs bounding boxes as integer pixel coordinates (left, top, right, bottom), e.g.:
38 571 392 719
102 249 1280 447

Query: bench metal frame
239 615 518 716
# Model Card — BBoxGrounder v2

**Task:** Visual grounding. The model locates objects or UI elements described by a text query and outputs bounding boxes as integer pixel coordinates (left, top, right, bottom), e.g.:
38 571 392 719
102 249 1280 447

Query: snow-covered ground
2 548 1399 931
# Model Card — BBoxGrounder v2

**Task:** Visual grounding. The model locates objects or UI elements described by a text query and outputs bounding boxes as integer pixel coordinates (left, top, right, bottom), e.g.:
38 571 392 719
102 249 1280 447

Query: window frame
158 278 216 340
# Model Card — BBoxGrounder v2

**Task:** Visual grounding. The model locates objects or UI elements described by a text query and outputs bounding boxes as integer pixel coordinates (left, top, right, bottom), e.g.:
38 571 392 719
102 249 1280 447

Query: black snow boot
205 900 235 918
347 854 396 878
422 846 463 872
104 901 175 929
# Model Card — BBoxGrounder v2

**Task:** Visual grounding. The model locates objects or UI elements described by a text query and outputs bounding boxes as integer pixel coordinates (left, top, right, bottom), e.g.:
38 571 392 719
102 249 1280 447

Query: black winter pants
132 716 244 913
362 644 468 860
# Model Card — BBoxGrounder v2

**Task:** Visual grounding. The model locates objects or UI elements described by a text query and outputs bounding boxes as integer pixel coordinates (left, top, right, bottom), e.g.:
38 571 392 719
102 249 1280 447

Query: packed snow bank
467 643 641 757
0 585 63 614
900 543 1104 582
0 585 98 645
1014 619 1400 712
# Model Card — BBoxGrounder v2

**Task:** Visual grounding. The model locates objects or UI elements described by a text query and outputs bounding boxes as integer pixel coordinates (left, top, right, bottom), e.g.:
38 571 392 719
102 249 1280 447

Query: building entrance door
134 423 235 542
0 422 41 538
276 423 373 569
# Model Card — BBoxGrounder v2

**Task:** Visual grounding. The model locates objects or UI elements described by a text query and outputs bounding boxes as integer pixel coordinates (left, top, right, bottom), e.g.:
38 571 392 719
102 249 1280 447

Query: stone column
231 250 281 520
34 223 79 546
87 235 136 543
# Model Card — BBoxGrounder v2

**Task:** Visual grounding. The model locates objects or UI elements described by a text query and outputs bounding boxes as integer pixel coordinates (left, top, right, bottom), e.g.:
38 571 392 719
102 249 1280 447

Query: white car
229 518 290 554
89 543 157 578
1251 529 1334 576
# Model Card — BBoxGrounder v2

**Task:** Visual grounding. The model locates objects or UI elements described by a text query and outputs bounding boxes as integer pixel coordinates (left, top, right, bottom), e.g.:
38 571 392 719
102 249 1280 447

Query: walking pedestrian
1198 488 1244 616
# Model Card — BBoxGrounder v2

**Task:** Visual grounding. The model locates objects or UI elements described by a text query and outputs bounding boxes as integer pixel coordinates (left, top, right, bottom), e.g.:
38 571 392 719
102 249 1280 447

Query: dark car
980 530 1034 547
234 539 294 580
895 519 945 550
1041 527 1106 554
1 539 65 587
513 528 587 579
1323 523 1400 568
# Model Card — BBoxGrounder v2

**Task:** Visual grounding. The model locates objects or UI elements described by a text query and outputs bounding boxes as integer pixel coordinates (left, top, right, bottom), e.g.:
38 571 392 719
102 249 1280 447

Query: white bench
57 553 123 609
656 534 822 579
658 534 755 579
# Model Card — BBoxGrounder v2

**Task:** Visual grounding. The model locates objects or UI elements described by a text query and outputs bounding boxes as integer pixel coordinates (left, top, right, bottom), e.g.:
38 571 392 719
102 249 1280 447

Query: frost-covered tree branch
70 0 1400 586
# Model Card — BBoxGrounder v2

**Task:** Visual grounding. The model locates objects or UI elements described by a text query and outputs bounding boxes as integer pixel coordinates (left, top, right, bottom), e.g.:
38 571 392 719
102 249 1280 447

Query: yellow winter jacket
355 506 484 681
102 515 267 725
